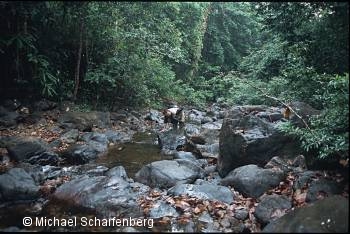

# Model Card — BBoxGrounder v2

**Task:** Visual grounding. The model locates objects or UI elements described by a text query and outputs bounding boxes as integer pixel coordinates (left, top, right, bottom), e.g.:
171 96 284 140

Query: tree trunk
73 17 84 102
188 3 212 80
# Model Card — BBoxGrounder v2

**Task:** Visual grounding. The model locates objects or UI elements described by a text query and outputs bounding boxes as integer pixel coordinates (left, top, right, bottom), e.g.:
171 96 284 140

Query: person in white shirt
162 105 185 130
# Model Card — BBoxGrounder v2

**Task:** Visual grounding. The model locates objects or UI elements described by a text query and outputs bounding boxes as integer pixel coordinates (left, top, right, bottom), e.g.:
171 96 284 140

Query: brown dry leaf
339 159 349 167
250 221 261 233
294 189 307 204
207 204 213 212
177 216 190 224
203 200 210 207
233 199 244 205
193 206 202 214
245 199 253 208
197 204 207 212
157 217 171 225
212 201 227 209
165 196 175 205
150 190 161 197
229 204 236 211
270 209 286 219
281 187 292 196
144 196 154 201
215 209 226 218
143 207 150 215
175 200 191 210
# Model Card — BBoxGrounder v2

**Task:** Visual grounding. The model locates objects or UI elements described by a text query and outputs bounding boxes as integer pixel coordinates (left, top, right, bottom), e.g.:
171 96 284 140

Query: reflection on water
96 131 172 178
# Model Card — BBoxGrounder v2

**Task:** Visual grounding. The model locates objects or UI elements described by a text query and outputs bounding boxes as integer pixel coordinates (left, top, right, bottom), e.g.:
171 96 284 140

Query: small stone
234 209 249 220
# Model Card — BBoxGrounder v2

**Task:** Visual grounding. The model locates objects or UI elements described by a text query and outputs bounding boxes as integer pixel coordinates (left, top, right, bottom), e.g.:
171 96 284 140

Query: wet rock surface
61 142 107 164
157 130 186 151
220 164 286 198
262 195 349 233
58 111 111 131
168 183 234 204
104 130 132 143
26 151 60 166
306 178 343 202
53 165 150 218
218 111 302 177
148 200 179 218
0 167 40 201
5 136 49 162
254 194 292 225
60 129 79 144
174 151 197 161
134 159 205 189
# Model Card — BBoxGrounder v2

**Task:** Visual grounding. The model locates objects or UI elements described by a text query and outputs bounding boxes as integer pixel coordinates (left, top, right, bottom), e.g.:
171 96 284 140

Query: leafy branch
234 75 311 130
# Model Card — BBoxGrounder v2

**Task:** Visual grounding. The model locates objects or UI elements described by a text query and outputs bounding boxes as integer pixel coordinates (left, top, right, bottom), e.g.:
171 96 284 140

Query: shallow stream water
0 131 175 232
96 131 172 178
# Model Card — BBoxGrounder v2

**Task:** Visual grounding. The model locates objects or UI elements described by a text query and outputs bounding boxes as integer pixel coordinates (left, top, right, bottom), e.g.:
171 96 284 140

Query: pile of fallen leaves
268 170 349 209
0 121 61 144
138 166 349 232
138 188 262 232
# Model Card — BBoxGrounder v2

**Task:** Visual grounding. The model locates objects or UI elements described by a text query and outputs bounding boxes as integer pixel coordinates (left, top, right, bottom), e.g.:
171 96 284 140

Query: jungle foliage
0 2 348 162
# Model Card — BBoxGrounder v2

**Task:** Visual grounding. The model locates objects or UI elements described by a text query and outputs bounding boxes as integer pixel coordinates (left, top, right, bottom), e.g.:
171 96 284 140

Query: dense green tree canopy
0 1 348 162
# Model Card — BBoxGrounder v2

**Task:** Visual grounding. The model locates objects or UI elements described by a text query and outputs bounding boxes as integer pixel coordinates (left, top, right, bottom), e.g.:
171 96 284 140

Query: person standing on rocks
162 105 185 130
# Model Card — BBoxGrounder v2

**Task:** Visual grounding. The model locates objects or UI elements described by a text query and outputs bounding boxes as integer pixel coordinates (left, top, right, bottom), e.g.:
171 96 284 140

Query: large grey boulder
0 168 40 201
174 151 197 161
80 132 109 145
262 195 348 233
187 109 204 125
184 124 201 138
105 130 132 143
61 141 107 164
264 155 307 174
188 122 222 159
144 109 163 123
220 164 285 198
168 183 234 204
58 111 111 131
0 106 19 129
256 111 284 122
53 167 150 218
306 178 343 203
254 194 292 225
60 129 79 144
157 130 186 151
6 137 49 162
149 200 179 218
217 113 301 177
134 159 204 189
105 165 128 178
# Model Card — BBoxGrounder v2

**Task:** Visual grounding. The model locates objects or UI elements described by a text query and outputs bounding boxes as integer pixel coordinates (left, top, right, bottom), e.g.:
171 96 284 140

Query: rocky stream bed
0 99 348 232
